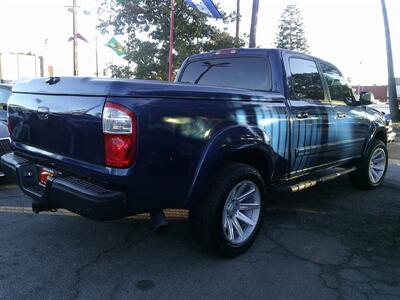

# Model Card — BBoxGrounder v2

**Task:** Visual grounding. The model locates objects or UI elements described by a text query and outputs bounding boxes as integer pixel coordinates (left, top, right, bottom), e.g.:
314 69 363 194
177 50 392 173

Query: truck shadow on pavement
0 175 399 299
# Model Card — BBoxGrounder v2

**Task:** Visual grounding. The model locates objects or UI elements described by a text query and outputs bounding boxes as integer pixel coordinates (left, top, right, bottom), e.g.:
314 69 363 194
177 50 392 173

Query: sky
0 0 399 85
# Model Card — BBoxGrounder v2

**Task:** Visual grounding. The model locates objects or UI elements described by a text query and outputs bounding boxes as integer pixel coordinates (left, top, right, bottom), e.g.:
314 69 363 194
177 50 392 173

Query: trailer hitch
32 202 57 214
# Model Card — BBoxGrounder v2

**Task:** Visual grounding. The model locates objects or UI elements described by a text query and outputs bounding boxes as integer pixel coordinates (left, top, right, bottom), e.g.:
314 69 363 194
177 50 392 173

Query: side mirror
359 91 374 105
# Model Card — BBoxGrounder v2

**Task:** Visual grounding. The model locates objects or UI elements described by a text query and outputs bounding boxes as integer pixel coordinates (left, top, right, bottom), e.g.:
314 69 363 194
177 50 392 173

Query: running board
271 166 357 193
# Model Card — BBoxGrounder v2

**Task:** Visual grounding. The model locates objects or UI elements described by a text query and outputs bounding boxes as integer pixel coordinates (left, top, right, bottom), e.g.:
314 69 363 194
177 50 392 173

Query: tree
380 0 399 121
98 0 244 80
275 4 309 54
235 0 240 42
249 0 259 48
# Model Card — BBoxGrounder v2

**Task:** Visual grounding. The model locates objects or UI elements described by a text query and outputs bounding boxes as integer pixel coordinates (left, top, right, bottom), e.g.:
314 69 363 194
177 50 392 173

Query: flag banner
76 33 88 43
67 33 89 43
105 37 126 56
185 0 223 19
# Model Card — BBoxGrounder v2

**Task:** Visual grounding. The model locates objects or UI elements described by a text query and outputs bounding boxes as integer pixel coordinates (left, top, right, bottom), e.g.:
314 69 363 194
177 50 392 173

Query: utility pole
168 0 175 81
38 56 44 77
235 0 240 43
95 36 99 77
66 3 91 77
289 6 293 49
16 53 20 79
34 54 37 77
72 0 78 76
249 0 260 48
380 0 399 121
0 53 2 82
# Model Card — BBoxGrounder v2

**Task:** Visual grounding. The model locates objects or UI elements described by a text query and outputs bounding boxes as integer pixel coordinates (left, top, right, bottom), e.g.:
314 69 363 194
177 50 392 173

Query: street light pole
380 0 399 121
72 0 78 76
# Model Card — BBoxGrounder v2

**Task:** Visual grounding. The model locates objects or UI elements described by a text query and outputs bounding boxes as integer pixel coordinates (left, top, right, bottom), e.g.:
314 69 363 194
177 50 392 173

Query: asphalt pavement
0 137 399 299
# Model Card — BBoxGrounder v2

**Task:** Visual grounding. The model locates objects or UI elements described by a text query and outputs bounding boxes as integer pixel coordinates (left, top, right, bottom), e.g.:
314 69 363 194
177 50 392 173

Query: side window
320 63 354 104
289 58 325 100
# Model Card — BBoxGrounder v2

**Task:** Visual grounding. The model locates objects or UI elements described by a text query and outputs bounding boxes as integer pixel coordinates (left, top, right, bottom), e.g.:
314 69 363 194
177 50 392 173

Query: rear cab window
178 56 271 91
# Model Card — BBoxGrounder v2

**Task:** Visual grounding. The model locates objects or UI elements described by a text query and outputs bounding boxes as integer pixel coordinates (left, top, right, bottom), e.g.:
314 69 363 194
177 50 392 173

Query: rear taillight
102 102 136 168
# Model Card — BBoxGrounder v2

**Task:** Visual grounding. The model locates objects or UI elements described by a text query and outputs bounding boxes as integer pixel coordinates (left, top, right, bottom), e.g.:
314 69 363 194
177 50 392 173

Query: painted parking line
0 206 190 220
0 206 77 216
267 207 333 215
389 159 400 165
0 205 331 218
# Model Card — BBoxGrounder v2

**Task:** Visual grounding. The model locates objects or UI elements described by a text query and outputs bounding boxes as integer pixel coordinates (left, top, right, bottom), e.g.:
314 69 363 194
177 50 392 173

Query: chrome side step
272 166 357 193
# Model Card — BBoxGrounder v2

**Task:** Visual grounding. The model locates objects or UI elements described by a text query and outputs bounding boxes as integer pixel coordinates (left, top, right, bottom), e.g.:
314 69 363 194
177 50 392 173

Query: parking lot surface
1 135 399 300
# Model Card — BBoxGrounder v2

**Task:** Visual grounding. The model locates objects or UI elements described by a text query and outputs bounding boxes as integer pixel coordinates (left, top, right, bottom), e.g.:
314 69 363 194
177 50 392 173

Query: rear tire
189 162 266 258
349 139 388 190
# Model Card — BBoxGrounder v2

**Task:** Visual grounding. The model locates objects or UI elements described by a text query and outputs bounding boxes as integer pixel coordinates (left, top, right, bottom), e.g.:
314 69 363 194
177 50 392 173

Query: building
353 80 400 103
357 85 388 102
0 52 39 82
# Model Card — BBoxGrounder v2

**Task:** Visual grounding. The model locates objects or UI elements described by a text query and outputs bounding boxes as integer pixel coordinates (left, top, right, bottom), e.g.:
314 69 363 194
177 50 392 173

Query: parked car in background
359 91 397 143
0 84 12 123
0 84 12 176
1 49 396 256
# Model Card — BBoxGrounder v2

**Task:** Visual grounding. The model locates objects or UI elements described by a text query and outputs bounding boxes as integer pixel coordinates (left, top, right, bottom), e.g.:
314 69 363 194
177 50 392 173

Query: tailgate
8 92 105 165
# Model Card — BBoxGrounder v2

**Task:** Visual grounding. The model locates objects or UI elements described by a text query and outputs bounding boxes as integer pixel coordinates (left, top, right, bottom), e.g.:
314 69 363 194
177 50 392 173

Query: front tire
189 162 266 258
349 139 388 189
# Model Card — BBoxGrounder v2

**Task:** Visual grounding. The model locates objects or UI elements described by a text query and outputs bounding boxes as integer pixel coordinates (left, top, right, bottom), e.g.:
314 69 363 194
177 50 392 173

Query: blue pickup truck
1 49 395 257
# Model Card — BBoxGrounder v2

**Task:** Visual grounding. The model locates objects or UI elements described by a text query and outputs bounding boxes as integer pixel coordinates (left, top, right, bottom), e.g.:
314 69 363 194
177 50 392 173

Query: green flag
105 37 126 56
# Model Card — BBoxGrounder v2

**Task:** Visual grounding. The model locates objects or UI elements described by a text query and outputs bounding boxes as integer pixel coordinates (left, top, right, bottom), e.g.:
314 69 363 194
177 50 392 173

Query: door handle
296 112 309 119
337 112 346 118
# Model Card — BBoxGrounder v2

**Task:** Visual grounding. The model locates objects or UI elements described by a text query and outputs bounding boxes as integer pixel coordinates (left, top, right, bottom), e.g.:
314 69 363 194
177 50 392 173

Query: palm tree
235 0 240 43
249 0 259 48
380 0 399 121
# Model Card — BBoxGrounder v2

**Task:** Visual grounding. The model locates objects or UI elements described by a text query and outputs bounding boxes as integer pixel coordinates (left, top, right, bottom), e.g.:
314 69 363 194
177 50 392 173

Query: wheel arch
227 147 274 185
184 125 276 208
374 129 387 145
363 126 387 157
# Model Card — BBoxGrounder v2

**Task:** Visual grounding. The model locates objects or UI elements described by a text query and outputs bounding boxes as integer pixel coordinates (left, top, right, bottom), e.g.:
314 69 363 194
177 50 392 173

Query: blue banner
185 0 223 19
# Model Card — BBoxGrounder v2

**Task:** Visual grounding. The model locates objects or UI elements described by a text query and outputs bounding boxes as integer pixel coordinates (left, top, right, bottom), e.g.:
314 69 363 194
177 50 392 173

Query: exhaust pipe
150 210 169 233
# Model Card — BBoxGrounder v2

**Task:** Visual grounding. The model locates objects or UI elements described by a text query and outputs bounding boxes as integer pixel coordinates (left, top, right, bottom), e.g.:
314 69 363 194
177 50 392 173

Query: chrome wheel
369 148 386 184
222 180 261 245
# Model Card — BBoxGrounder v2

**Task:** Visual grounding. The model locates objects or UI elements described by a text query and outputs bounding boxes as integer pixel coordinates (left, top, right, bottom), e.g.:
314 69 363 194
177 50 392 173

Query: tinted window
179 57 271 91
320 63 354 104
290 58 324 100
